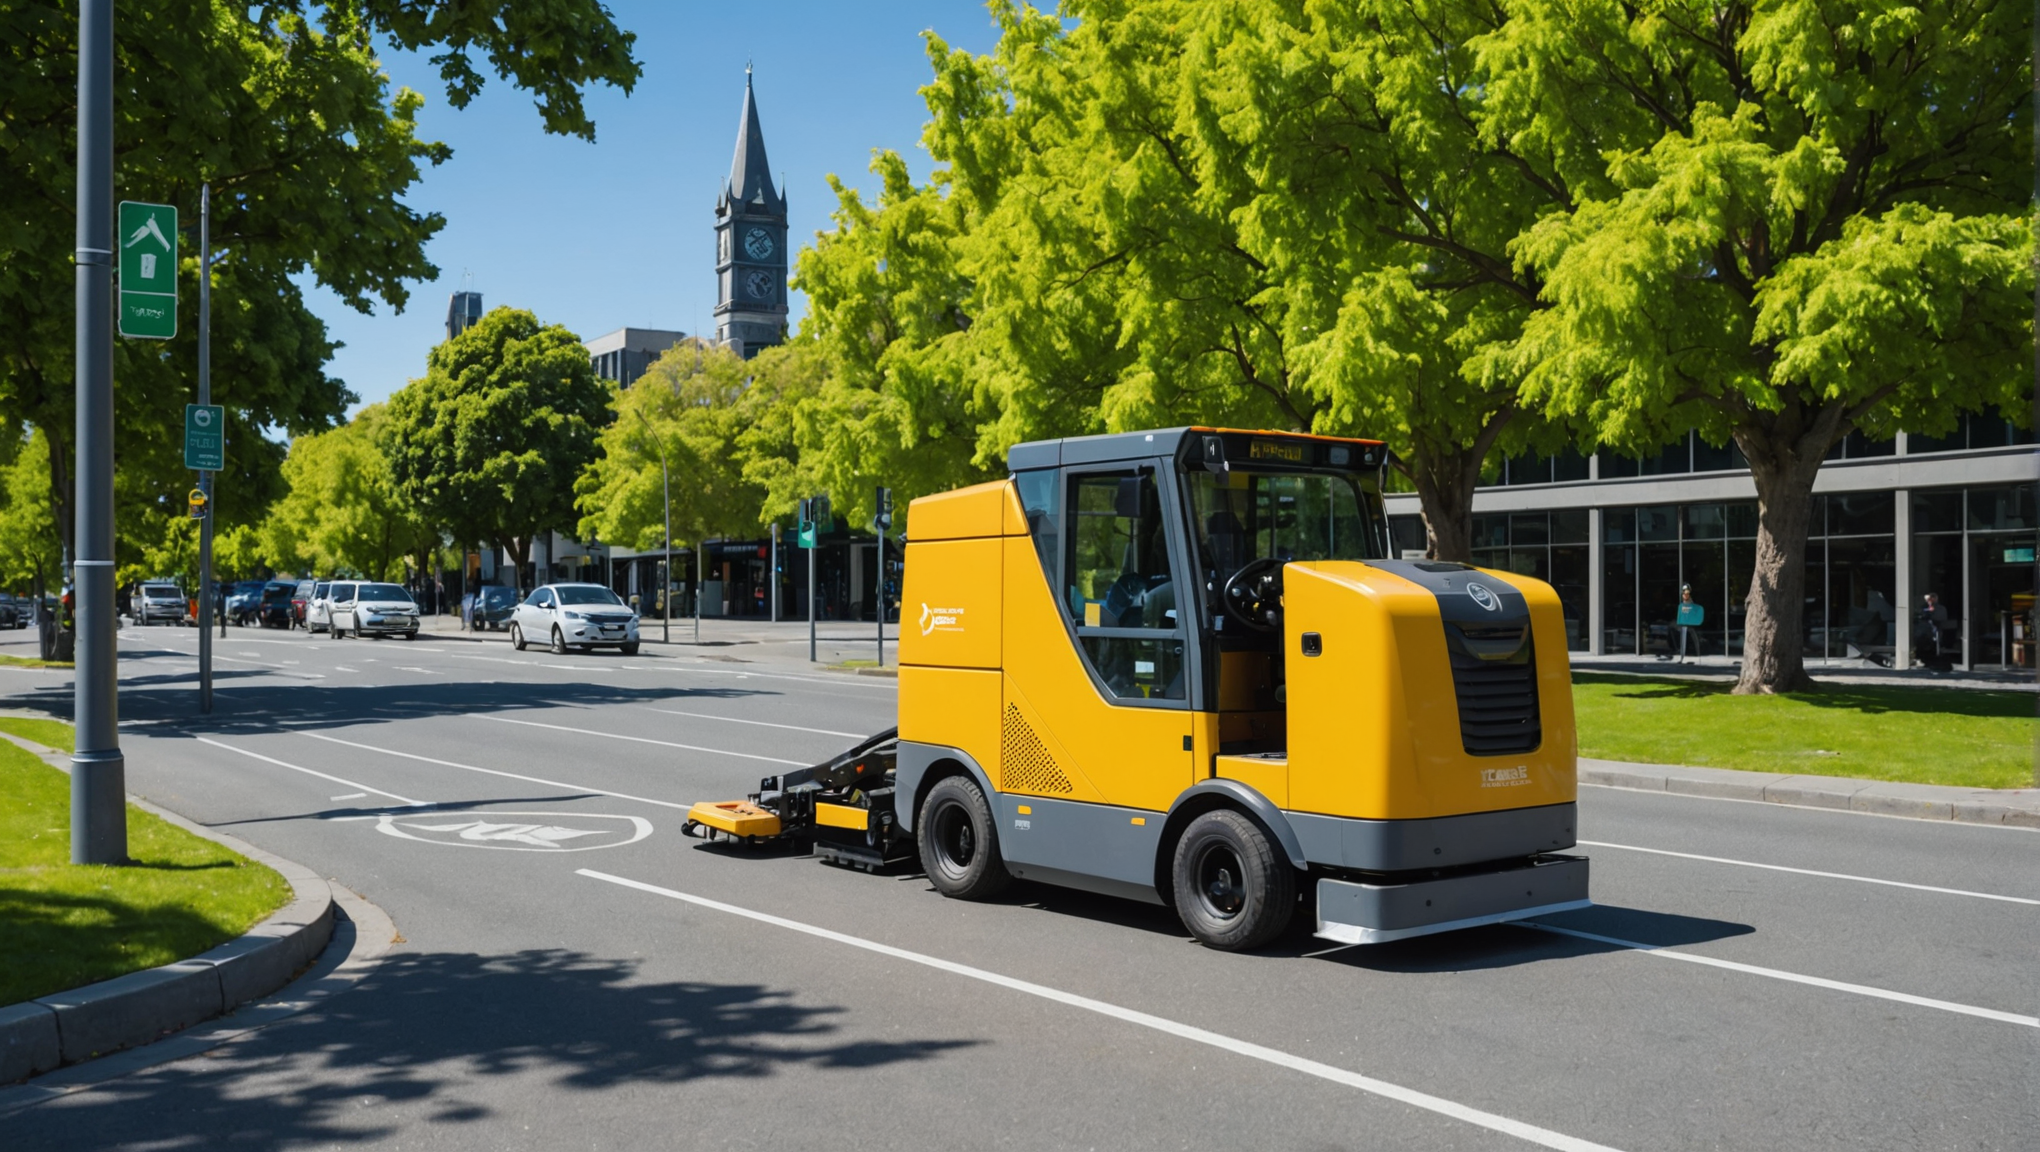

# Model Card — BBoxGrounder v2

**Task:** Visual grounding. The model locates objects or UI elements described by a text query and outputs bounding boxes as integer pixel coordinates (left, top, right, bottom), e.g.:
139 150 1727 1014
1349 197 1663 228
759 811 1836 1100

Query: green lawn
1572 673 2038 790
0 715 77 752
0 654 72 669
0 730 290 1006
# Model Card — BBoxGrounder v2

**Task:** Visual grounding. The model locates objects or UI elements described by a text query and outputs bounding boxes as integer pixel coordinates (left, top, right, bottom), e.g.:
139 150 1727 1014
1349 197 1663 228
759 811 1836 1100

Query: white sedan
510 583 640 654
327 581 420 640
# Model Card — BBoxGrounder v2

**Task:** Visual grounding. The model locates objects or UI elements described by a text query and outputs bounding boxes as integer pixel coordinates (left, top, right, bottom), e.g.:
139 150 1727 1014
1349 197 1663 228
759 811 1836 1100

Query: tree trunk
45 430 71 577
1406 446 1487 564
1733 421 1834 695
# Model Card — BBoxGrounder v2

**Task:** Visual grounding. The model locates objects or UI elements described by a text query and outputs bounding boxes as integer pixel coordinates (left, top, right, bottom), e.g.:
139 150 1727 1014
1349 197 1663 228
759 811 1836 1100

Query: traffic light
875 486 893 531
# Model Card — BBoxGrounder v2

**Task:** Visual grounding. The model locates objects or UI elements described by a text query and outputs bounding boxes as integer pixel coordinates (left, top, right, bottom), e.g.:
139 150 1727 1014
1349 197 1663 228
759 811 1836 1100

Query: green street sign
118 200 177 339
797 524 816 549
184 404 224 471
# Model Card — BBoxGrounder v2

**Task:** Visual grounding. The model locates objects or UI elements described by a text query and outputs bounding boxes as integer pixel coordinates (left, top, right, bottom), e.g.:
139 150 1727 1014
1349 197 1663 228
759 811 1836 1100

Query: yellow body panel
1214 754 1289 809
1000 535 1189 810
897 665 1003 779
814 802 870 832
896 537 1003 669
687 800 783 837
1284 561 1576 821
905 479 1012 541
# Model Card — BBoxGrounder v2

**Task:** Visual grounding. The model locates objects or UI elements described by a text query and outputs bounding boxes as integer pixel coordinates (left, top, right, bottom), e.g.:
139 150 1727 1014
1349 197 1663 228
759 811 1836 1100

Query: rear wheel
918 775 1011 900
1171 809 1295 951
510 623 527 651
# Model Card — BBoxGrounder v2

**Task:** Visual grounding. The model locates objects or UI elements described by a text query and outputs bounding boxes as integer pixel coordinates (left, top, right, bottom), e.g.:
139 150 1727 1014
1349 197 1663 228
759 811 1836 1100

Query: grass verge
0 715 77 752
0 728 290 1005
0 654 72 669
1572 673 2038 790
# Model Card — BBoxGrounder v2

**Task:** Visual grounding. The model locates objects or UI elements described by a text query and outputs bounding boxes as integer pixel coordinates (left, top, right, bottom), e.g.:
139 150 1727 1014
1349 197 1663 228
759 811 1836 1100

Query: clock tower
714 69 788 359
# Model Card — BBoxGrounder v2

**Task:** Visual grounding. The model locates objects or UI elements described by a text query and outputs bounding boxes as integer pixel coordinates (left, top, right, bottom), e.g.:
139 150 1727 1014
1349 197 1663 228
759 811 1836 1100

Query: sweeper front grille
1444 623 1542 756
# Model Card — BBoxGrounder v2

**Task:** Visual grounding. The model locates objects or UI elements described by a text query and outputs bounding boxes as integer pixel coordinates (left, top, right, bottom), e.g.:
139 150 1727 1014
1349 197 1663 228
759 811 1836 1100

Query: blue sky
306 2 1005 413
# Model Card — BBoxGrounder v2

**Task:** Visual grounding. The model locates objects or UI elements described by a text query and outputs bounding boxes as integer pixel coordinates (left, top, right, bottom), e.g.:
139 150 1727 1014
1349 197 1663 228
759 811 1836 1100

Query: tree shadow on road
5 946 982 1149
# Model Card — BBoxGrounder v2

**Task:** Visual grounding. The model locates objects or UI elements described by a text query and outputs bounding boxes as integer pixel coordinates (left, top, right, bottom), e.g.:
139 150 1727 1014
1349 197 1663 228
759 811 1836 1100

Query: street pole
808 536 817 662
72 0 125 864
695 538 703 643
197 183 213 714
630 410 670 645
876 528 883 668
769 522 780 623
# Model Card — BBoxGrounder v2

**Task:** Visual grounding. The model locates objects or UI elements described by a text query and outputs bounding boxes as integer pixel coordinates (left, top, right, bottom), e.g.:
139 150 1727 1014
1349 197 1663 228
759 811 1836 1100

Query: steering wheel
1221 557 1284 634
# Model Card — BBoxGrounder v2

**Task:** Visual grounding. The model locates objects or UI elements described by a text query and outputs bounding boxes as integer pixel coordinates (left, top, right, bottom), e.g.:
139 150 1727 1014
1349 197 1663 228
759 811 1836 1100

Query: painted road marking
196 737 426 806
377 811 651 851
578 868 1626 1152
1578 840 2040 905
330 792 367 801
297 731 698 812
1518 922 2039 1028
469 714 807 766
642 707 866 739
1579 782 2039 832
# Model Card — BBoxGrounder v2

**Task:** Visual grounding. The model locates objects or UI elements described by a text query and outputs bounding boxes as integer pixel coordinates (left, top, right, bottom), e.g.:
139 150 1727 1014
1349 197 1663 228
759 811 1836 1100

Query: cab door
1001 463 1196 813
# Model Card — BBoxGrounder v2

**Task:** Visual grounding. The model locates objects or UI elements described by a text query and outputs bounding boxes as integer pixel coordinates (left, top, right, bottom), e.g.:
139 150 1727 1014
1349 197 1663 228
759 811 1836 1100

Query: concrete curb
1580 758 2040 828
0 756 337 1085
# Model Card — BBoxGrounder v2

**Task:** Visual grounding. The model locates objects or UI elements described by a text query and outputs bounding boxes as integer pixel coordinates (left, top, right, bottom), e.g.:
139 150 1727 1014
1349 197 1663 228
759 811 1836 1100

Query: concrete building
585 327 685 388
713 69 788 360
1381 415 2038 672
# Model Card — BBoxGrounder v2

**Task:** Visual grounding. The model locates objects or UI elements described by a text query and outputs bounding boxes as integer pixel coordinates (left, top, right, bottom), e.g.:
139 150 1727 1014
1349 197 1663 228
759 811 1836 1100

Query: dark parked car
257 580 296 628
468 585 520 630
227 579 265 625
0 593 23 629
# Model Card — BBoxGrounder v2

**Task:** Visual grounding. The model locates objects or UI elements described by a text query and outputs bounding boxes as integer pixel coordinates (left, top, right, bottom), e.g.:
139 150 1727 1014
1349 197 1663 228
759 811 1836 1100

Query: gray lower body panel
1315 855 1590 945
1288 802 1577 872
996 794 1164 905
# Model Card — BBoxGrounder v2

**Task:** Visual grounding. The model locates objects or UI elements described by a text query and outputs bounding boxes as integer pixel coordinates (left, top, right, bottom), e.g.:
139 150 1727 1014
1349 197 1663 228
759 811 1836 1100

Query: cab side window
1065 471 1185 702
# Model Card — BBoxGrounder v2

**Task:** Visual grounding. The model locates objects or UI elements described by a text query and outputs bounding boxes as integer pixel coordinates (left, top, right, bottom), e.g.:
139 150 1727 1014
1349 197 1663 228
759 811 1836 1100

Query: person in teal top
1669 584 1704 663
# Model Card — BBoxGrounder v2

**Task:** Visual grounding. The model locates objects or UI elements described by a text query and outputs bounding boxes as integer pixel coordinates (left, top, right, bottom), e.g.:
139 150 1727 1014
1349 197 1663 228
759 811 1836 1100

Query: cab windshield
1184 468 1382 590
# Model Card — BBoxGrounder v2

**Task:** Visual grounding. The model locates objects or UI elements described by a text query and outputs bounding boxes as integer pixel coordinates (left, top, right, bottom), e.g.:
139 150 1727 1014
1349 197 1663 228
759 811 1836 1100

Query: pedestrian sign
184 404 224 471
118 201 177 339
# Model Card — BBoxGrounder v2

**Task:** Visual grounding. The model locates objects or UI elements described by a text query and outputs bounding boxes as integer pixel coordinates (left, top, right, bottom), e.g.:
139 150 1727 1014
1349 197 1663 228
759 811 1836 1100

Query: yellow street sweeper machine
685 427 1588 950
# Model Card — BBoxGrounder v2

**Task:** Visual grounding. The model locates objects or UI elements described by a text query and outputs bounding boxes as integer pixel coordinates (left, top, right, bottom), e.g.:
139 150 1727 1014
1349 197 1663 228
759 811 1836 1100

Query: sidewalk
1583 757 2040 828
1570 652 2037 693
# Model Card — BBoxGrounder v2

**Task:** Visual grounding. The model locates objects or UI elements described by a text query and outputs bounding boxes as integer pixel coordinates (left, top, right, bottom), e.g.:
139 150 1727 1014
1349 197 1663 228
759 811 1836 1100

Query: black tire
1170 809 1295 951
917 775 1012 900
620 642 640 655
550 627 568 655
404 631 417 640
510 623 527 651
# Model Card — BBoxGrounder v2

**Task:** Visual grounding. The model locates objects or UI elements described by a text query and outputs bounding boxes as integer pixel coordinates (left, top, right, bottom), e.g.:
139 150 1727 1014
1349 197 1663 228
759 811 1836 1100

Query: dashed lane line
297 731 699 811
640 707 867 739
578 868 1626 1152
1578 840 2040 906
195 737 426 807
1519 922 2039 1028
467 714 807 766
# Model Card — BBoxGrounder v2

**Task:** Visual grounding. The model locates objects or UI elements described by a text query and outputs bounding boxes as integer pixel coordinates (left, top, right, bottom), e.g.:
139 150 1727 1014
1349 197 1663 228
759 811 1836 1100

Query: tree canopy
262 404 434 580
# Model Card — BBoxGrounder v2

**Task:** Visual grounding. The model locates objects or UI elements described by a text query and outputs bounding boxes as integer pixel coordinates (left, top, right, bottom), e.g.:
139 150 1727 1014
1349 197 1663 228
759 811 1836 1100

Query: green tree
0 1 640 561
0 428 60 595
386 307 613 587
263 405 435 580
1491 0 2030 692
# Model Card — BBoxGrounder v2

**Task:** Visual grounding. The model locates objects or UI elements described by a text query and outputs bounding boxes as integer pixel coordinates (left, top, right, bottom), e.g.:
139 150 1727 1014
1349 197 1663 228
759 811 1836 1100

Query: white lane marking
195 737 426 806
1519 922 2039 1028
1579 781 2040 833
468 714 806 766
393 666 443 676
297 732 697 811
579 869 1624 1152
330 792 367 801
642 707 866 739
334 666 359 673
1578 840 2040 906
657 665 897 692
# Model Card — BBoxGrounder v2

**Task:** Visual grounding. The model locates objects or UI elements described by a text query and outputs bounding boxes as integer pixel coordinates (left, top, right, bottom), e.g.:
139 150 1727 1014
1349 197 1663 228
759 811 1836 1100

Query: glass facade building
1385 427 2037 670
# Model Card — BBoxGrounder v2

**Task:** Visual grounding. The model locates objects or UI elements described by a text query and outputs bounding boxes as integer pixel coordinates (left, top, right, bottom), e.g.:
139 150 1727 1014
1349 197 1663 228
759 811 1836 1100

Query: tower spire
727 67 778 208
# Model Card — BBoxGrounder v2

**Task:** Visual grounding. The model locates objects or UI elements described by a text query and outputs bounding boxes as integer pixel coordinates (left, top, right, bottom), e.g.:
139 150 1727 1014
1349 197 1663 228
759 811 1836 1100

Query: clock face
744 269 776 300
743 227 775 260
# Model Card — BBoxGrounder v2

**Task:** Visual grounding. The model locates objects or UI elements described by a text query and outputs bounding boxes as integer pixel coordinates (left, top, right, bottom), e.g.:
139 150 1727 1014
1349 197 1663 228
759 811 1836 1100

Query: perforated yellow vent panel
1000 703 1074 795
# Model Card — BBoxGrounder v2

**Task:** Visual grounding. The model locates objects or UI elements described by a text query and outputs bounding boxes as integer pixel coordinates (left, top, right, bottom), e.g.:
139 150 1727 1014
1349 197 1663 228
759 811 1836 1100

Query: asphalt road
3 619 2036 1150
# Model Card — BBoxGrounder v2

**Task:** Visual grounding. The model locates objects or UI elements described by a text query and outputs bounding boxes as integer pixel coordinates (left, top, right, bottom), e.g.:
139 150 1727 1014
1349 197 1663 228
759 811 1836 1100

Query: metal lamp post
631 410 670 645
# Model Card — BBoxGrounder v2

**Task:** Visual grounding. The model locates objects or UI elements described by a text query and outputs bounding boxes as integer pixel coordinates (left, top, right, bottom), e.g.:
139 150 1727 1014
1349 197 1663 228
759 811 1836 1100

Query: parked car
291 579 316 628
0 592 22 629
328 581 419 640
257 580 297 628
306 581 333 633
469 585 520 631
226 580 265 625
135 581 187 626
510 583 640 654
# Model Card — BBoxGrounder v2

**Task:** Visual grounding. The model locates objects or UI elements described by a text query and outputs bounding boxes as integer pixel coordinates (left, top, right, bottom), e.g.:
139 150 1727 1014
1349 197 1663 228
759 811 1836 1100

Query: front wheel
510 623 527 651
550 627 568 655
1170 809 1295 951
620 642 640 655
917 775 1012 901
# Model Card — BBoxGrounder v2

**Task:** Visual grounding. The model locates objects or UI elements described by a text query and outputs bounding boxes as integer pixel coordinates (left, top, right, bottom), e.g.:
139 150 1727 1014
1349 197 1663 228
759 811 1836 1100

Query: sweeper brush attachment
681 727 917 871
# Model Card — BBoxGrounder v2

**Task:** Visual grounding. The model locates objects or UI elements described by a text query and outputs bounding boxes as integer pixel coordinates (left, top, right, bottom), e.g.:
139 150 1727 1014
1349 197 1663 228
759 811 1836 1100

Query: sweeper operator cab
685 427 1588 950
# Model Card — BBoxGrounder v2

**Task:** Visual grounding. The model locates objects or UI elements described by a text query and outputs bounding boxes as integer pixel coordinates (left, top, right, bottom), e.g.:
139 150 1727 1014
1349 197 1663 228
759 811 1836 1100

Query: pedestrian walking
1672 584 1703 663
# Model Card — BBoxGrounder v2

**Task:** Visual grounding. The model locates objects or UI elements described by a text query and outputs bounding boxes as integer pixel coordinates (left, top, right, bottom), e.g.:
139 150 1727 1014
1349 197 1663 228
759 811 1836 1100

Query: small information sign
118 201 178 339
184 404 225 471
